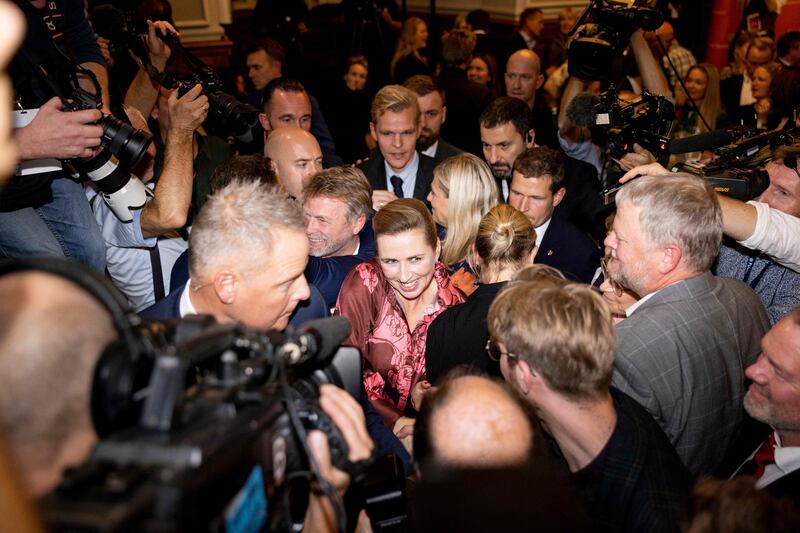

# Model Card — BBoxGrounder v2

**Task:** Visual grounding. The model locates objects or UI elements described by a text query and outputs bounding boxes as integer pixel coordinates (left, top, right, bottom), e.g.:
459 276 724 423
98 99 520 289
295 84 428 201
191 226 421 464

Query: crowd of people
1 0 800 530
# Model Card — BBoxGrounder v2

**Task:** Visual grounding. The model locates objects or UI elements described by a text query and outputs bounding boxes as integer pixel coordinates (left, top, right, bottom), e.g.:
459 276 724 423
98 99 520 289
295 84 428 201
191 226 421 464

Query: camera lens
99 115 153 166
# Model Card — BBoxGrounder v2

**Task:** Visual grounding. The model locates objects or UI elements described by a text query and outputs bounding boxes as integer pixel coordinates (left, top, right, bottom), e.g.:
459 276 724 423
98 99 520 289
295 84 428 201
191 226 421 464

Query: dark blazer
437 66 493 157
431 139 463 166
140 282 329 326
425 281 506 384
306 218 376 308
763 464 800 510
720 74 747 127
358 151 436 206
535 214 601 283
559 154 606 240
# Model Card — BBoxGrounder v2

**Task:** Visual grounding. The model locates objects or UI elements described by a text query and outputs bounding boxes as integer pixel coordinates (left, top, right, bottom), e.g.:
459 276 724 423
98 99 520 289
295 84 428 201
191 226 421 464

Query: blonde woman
426 154 500 295
391 17 431 83
672 63 725 163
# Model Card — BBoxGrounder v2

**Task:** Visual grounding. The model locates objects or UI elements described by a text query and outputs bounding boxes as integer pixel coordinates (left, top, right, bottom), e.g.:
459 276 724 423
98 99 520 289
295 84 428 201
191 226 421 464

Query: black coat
357 151 436 207
437 66 493 157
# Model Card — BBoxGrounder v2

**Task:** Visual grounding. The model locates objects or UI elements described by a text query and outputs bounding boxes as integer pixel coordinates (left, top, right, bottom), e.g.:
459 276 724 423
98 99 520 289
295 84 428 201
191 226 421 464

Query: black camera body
592 88 675 160
41 317 369 532
568 0 663 82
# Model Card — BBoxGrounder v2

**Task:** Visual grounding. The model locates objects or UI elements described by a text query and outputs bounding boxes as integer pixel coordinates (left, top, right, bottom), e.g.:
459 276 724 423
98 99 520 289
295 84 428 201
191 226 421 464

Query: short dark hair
479 97 531 138
403 74 445 103
246 37 285 66
466 9 491 31
441 29 477 66
513 147 565 193
262 77 308 112
520 8 543 26
777 31 800 58
210 155 278 193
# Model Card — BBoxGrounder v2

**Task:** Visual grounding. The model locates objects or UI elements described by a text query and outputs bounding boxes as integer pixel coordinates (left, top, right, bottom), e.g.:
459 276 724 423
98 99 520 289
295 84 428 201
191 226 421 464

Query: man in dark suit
507 7 544 57
505 49 559 149
489 282 692 531
358 85 435 210
732 307 800 509
303 166 377 308
437 29 493 156
509 147 600 283
140 181 319 328
403 75 464 166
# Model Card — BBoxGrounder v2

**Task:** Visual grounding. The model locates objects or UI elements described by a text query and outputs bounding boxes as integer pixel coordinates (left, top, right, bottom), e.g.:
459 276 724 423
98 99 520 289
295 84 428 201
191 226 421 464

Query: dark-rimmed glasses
485 339 517 362
600 256 624 297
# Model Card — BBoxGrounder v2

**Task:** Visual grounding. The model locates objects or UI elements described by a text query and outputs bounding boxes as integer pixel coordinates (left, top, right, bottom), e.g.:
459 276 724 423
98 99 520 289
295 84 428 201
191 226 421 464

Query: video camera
40 315 374 532
568 0 663 82
674 127 799 201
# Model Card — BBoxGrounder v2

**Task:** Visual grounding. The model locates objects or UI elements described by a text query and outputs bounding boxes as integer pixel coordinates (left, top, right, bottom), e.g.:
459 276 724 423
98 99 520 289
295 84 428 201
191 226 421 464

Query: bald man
413 374 534 473
264 126 324 200
0 268 116 497
504 50 558 148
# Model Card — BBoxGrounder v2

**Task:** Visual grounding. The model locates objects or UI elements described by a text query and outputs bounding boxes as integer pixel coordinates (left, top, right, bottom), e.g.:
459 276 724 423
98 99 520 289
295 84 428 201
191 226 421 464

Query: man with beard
403 75 463 166
605 173 769 476
733 308 800 509
303 166 376 307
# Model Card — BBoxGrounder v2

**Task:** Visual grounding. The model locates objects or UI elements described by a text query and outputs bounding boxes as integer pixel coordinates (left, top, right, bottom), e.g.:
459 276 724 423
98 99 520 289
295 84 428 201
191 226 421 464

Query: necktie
390 175 404 198
753 433 777 479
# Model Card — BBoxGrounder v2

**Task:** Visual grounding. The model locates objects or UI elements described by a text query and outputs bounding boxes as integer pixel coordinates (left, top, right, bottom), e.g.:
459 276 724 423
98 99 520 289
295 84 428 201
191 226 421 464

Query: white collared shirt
520 30 536 50
422 141 438 159
624 291 658 317
179 279 198 317
383 151 420 199
733 432 800 489
534 217 552 250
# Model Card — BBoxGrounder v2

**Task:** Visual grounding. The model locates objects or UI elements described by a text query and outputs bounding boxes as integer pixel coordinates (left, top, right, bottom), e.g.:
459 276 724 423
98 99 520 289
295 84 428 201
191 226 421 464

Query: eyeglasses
485 339 517 362
600 256 624 297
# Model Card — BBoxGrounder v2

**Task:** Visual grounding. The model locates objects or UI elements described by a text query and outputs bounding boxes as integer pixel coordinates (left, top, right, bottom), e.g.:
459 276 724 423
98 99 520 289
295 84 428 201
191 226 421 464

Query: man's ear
213 271 238 305
441 105 447 125
525 128 535 148
369 122 377 142
552 186 566 207
259 113 270 134
535 74 544 90
352 213 367 235
658 244 683 274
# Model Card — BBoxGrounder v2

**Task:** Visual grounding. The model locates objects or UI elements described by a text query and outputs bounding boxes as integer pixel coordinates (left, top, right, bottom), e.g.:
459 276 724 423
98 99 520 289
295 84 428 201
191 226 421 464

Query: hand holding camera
16 97 103 160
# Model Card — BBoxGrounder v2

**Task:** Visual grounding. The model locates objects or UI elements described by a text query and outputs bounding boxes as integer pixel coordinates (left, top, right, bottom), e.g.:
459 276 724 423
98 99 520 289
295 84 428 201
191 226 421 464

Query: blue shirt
383 151 419 199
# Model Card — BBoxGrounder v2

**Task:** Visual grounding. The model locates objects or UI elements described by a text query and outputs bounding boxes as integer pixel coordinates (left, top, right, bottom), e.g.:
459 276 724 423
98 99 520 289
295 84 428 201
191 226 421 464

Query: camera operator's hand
167 84 208 136
146 20 178 71
303 384 374 533
15 97 103 161
614 143 656 171
619 162 671 185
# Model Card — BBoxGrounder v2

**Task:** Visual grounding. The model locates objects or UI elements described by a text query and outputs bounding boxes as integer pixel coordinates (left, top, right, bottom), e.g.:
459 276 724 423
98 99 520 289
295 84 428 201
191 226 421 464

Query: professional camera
673 127 799 200
568 0 663 82
34 62 153 221
130 30 260 145
592 87 675 159
40 315 377 532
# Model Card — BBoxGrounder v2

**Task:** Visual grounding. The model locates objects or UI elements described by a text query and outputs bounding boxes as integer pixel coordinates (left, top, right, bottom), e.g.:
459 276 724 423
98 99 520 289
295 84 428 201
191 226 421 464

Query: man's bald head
505 50 543 108
264 126 324 199
414 375 534 472
0 271 116 497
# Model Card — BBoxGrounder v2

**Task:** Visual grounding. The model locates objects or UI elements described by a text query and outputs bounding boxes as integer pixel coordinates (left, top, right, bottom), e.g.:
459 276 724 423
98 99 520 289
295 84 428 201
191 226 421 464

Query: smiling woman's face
377 229 439 303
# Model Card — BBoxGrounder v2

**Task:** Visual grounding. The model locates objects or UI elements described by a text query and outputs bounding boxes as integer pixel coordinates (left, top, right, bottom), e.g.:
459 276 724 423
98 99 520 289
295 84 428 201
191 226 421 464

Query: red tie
753 433 777 479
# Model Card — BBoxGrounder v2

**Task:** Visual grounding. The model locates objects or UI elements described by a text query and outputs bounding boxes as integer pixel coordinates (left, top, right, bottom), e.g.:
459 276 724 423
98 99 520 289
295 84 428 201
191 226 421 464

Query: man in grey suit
604 174 770 476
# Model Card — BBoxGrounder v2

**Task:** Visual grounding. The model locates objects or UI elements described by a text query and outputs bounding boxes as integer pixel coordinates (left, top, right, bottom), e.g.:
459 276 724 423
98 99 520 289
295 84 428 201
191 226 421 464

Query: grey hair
616 173 722 272
188 180 305 283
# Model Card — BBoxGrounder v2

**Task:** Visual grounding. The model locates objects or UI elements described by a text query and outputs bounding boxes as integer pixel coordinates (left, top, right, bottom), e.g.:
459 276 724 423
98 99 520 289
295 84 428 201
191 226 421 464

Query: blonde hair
682 63 722 132
488 282 615 402
370 84 421 125
474 204 536 272
391 17 427 78
434 154 500 266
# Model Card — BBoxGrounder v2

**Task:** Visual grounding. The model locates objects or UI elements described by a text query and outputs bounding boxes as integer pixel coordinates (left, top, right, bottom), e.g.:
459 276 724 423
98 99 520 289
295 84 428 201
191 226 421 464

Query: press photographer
2 0 111 271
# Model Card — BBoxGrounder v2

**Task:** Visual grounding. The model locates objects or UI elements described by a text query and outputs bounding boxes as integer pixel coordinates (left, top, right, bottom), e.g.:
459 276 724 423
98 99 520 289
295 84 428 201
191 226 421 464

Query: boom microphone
566 92 602 128
667 130 735 155
281 316 353 367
